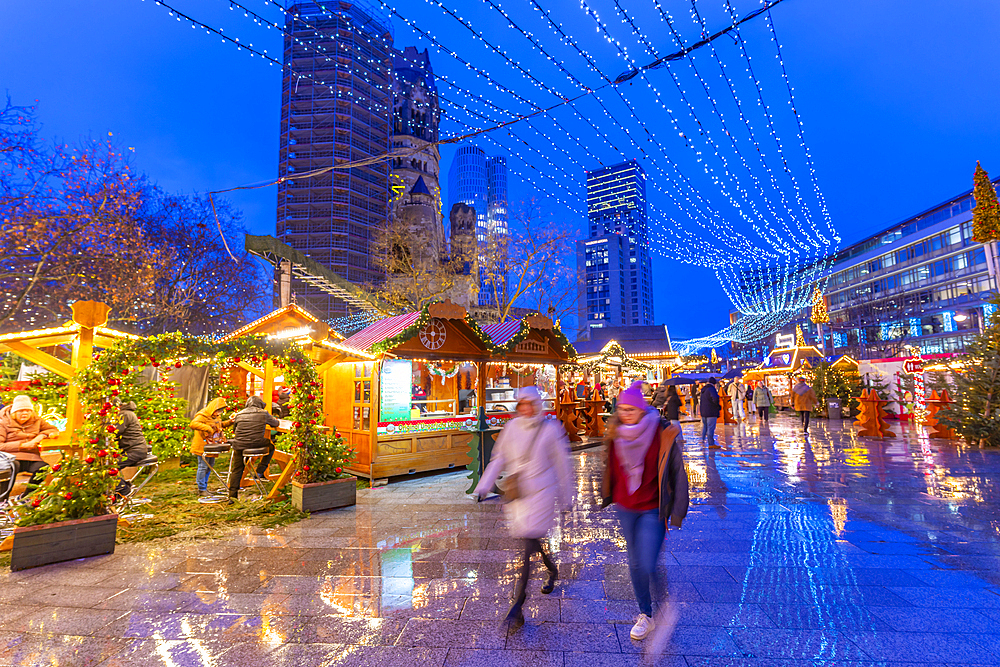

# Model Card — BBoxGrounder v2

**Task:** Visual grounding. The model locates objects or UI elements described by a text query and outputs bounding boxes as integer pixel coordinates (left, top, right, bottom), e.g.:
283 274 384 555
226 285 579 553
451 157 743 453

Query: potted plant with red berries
288 429 356 512
9 440 120 571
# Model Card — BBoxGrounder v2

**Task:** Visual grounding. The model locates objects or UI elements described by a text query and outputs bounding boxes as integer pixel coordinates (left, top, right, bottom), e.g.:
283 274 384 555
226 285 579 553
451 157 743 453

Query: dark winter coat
650 384 669 409
664 394 682 421
116 402 150 459
700 384 721 418
231 396 279 450
601 421 689 529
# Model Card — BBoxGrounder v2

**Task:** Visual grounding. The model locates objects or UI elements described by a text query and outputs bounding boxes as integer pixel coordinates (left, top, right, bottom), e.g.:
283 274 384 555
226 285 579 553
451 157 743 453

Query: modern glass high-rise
447 146 487 245
276 1 392 318
486 156 508 238
582 159 654 328
448 146 509 306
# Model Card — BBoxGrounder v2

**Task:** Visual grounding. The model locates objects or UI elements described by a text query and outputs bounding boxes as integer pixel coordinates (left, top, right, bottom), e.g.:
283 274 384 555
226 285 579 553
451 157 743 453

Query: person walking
792 377 818 434
753 381 773 423
474 387 572 629
691 384 701 418
650 382 669 414
663 385 682 426
726 379 746 422
700 378 721 445
601 382 689 654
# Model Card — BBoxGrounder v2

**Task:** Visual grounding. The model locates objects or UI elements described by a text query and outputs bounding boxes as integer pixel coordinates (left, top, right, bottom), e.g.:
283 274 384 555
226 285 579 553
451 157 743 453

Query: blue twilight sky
2 0 999 341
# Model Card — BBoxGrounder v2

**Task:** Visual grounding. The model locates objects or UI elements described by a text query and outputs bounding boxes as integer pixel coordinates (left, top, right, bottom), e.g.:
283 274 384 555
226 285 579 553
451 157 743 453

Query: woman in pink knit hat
601 381 688 656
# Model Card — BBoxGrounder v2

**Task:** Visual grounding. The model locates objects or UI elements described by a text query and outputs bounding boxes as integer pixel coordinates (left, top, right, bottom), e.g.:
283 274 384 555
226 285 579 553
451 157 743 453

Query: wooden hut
329 302 575 482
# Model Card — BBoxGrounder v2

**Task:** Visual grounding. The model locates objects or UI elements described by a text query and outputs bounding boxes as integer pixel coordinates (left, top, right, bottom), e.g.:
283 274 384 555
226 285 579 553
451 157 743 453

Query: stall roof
482 320 523 348
342 311 421 351
341 304 576 361
218 303 332 342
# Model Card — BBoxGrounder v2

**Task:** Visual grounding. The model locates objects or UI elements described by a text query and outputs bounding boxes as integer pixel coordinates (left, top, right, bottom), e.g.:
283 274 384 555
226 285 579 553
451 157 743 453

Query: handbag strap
512 420 546 474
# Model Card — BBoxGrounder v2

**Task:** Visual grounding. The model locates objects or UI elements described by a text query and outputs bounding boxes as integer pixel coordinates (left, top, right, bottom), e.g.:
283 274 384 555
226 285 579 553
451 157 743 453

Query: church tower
390 46 443 263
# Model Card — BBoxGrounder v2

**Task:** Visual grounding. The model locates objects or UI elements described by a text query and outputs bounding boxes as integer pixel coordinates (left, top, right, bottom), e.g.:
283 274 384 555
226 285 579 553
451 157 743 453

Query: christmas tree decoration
710 348 719 365
855 389 895 438
0 370 70 429
795 325 806 347
972 162 1000 243
925 390 958 440
938 296 1000 446
810 287 829 324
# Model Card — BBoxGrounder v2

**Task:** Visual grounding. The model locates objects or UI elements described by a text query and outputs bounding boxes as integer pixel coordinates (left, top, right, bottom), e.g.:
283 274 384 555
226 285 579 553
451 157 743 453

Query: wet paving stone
3 415 1000 665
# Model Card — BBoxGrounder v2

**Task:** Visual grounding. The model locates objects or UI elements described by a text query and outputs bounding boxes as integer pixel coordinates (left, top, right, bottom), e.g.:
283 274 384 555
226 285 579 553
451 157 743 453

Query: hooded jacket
116 401 150 458
792 381 818 412
0 405 58 462
601 417 689 529
231 395 279 450
753 383 774 408
474 387 573 539
189 397 233 456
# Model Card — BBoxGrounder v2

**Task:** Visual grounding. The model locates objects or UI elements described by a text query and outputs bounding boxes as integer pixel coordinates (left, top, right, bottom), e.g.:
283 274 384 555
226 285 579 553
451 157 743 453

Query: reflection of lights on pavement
828 497 847 538
844 447 869 468
258 612 286 647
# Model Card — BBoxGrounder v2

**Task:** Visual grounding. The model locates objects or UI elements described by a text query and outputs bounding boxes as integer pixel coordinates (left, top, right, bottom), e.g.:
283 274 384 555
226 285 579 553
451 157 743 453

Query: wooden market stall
0 301 139 448
329 302 575 481
743 344 859 409
218 303 373 497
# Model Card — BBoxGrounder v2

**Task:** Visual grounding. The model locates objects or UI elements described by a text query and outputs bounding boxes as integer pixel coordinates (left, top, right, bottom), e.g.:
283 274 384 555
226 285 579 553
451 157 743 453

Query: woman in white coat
474 386 573 628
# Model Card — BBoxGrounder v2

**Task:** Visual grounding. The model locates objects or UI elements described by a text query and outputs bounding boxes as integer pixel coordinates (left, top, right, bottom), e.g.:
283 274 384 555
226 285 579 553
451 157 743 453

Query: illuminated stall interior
744 343 859 409
331 302 575 481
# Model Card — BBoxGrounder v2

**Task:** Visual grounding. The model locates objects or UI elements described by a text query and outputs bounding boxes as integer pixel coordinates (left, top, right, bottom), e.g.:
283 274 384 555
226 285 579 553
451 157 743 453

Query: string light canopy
142 0 838 350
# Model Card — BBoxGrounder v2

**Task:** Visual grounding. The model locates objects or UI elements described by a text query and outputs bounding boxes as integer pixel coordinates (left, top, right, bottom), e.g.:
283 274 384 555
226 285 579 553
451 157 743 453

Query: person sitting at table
0 395 58 500
189 397 232 498
228 395 279 502
114 400 151 496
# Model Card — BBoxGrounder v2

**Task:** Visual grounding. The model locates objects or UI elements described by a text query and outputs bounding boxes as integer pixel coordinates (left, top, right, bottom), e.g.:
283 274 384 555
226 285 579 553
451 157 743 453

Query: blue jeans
616 507 666 617
196 456 216 492
701 416 718 443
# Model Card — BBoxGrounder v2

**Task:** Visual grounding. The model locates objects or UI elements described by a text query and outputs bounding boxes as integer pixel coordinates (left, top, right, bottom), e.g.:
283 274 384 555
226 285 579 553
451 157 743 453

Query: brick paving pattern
2 414 1000 666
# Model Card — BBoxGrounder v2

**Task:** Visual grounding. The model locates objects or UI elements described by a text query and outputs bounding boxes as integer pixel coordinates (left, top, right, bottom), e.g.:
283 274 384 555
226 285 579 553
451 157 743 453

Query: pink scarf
614 410 660 494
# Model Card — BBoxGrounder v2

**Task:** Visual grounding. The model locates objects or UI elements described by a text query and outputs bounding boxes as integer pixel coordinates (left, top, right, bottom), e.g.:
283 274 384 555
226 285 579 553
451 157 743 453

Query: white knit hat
10 395 33 413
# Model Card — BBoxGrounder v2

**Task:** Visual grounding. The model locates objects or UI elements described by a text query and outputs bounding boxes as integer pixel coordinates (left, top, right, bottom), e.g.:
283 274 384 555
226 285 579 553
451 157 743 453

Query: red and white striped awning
482 319 523 348
342 311 420 351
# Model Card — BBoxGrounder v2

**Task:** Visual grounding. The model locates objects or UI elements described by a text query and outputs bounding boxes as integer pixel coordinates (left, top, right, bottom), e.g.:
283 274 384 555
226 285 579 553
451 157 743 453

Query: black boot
541 568 557 594
505 603 525 630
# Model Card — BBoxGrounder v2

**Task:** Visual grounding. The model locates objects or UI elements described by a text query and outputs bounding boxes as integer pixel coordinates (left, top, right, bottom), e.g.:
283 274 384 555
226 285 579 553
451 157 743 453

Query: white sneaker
644 603 680 660
630 613 654 640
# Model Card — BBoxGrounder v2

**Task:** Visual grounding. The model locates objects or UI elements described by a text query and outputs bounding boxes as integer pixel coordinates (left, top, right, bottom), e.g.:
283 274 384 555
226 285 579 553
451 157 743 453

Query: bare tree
480 197 579 324
369 208 465 313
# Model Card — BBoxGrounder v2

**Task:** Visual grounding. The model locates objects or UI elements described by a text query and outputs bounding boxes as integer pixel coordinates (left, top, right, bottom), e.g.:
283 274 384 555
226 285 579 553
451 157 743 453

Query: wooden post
263 358 275 413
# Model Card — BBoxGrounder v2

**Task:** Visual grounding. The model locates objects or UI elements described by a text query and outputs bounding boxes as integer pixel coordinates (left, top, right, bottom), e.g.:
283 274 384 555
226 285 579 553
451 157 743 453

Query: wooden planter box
11 513 117 571
291 477 356 512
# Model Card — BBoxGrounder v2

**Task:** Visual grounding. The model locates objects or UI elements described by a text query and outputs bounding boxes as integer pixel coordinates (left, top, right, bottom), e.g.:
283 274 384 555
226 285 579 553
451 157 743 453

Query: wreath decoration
428 361 462 385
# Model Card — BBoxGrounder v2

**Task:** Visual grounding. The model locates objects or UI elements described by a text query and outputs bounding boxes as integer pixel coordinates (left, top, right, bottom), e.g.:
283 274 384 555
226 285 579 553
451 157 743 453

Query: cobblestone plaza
2 415 1000 666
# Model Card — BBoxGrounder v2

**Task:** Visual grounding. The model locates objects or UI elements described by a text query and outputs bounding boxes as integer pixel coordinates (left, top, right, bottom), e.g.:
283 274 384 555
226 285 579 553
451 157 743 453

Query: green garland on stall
364 304 577 360
369 309 431 355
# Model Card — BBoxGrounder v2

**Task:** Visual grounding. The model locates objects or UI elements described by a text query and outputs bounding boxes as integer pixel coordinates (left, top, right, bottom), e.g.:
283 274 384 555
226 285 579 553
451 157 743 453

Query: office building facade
579 160 654 336
447 146 509 306
276 1 392 318
735 179 999 360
